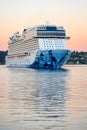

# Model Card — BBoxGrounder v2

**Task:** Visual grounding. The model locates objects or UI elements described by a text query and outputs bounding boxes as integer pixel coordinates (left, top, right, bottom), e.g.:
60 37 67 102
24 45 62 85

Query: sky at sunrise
0 0 87 51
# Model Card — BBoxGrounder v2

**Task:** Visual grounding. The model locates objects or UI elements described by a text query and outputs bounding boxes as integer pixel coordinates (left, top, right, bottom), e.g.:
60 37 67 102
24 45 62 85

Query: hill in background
67 51 87 64
0 51 8 65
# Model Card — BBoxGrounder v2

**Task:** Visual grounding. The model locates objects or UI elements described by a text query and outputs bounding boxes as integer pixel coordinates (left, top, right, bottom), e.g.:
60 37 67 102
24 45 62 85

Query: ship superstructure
6 25 71 69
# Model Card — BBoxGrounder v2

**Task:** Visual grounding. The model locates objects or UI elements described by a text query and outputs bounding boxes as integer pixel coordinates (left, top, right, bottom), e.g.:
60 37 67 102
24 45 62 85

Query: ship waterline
6 25 71 69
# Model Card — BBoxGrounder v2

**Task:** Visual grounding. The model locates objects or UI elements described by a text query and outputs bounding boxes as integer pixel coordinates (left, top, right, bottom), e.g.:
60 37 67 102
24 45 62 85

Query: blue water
0 65 87 130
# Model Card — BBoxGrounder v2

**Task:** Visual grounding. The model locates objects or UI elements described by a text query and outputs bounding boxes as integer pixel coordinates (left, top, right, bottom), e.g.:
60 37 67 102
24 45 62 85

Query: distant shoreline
66 51 87 65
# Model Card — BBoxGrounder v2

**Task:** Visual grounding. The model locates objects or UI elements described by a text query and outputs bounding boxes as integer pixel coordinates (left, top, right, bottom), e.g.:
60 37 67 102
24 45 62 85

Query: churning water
0 65 87 130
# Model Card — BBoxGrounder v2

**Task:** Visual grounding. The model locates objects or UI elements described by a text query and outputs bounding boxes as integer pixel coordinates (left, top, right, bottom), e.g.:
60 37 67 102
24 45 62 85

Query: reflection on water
0 65 87 130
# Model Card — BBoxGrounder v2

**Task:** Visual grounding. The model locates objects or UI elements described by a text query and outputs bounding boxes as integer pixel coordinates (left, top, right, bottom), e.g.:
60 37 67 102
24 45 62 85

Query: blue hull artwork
29 49 71 69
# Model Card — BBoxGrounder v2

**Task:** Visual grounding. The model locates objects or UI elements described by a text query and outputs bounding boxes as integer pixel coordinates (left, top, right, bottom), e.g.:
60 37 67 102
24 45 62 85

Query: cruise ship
6 25 71 69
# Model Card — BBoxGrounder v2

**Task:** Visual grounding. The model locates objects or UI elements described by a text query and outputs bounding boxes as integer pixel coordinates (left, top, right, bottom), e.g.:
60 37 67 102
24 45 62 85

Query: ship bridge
34 25 70 39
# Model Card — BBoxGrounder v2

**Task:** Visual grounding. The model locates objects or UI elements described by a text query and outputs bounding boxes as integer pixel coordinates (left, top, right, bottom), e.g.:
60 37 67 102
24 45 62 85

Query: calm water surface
0 65 87 130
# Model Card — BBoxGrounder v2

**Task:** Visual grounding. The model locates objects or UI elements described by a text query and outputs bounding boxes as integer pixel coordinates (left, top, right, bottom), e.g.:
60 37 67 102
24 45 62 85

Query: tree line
67 51 87 64
0 51 8 64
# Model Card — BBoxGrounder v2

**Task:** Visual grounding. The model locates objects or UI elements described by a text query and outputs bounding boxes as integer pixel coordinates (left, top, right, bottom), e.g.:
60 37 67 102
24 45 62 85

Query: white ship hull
6 49 71 69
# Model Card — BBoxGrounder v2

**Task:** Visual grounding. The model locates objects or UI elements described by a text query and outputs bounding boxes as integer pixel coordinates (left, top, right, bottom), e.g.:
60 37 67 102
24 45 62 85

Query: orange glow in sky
0 0 87 51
